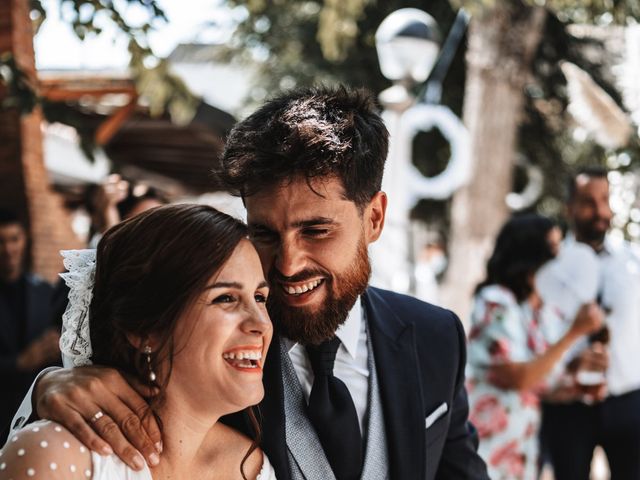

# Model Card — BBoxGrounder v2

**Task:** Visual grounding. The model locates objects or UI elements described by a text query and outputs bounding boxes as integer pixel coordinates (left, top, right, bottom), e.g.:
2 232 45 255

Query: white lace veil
59 249 97 368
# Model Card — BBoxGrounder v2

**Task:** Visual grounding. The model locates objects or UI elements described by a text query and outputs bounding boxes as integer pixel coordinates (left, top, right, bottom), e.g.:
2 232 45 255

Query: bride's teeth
223 351 262 360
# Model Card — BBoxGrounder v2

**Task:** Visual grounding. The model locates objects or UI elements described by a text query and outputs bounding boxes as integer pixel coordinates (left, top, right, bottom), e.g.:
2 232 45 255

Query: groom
12 87 488 479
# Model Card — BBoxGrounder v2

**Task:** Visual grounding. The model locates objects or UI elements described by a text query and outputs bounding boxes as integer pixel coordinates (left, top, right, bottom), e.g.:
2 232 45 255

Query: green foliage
316 0 372 61
1 0 197 158
521 13 640 219
30 0 166 40
543 0 640 24
224 0 462 108
450 0 640 23
128 40 200 125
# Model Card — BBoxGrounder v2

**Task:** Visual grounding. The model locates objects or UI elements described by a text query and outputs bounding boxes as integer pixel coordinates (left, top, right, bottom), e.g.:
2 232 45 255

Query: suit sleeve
436 312 489 479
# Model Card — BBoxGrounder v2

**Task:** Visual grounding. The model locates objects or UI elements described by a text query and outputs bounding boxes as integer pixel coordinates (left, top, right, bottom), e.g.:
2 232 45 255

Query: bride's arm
0 420 92 479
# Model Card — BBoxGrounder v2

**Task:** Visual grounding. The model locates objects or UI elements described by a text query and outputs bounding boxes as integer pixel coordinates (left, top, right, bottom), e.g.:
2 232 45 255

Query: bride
0 204 275 479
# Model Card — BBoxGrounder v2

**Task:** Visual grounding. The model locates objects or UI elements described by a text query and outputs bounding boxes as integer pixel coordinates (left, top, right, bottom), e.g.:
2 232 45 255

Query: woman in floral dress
466 214 603 479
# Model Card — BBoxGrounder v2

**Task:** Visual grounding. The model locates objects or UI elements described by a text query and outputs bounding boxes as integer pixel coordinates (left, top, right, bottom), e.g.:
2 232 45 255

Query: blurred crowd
466 166 640 479
0 175 166 444
1 166 639 479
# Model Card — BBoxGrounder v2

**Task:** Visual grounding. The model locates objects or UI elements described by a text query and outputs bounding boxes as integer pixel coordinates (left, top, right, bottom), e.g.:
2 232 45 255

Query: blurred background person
465 213 603 479
85 174 168 248
0 209 60 444
50 175 169 332
541 167 640 480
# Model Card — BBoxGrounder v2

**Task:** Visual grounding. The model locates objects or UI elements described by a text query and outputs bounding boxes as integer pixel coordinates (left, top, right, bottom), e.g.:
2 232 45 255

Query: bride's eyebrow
205 281 242 290
205 280 269 290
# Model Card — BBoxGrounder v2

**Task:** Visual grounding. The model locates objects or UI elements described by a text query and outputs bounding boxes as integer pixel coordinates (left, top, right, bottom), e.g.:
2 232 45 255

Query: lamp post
370 9 471 298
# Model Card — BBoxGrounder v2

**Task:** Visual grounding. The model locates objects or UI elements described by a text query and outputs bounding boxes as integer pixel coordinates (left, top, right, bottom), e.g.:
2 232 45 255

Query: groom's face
245 176 386 345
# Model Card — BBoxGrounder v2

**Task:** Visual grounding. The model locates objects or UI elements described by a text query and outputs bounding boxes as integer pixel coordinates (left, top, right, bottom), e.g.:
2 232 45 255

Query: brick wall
0 0 82 282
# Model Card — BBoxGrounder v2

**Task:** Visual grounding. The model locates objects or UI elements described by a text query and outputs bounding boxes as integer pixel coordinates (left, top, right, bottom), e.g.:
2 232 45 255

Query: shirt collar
334 297 362 360
282 297 363 360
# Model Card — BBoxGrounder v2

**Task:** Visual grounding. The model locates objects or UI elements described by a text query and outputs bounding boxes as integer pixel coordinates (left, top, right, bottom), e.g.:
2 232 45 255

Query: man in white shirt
10 87 488 479
541 167 640 480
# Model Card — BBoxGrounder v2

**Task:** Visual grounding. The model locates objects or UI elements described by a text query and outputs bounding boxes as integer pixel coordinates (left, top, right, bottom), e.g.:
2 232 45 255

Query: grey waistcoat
280 321 390 480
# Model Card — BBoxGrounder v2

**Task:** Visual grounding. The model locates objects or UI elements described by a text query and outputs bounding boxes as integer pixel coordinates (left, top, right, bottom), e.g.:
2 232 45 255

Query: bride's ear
125 333 160 352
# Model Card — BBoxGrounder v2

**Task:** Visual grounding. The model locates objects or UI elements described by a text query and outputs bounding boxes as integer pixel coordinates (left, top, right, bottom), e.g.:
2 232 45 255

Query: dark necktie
306 337 363 480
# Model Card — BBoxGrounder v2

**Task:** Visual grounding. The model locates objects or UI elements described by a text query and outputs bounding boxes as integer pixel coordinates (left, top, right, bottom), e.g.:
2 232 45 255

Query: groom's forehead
246 176 346 205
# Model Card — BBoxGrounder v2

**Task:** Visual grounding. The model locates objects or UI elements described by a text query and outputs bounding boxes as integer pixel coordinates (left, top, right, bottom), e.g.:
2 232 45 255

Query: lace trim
59 249 96 367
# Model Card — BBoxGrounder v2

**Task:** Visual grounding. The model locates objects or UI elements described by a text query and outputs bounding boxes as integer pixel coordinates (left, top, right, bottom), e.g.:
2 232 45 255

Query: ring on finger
90 411 104 423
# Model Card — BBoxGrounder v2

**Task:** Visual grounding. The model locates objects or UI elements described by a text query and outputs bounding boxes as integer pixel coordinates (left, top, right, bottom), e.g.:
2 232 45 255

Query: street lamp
375 9 441 109
370 8 471 299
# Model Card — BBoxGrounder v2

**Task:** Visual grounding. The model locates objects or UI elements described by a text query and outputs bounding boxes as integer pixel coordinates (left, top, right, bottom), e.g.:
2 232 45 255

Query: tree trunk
440 2 547 324
0 0 81 281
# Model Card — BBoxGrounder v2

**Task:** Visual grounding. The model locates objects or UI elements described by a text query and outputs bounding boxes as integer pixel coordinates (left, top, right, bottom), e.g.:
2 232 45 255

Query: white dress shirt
283 298 370 435
596 236 640 395
541 236 640 396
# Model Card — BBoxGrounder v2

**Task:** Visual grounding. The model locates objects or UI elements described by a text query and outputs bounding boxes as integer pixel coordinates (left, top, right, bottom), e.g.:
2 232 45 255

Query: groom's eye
303 228 329 237
250 228 278 243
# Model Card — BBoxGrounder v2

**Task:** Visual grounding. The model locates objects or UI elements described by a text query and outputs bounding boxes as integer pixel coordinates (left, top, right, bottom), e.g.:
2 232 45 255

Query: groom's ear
363 191 387 244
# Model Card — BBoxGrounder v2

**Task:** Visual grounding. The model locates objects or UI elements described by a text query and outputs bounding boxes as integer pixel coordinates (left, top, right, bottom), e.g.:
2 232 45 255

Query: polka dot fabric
0 420 92 479
1 422 276 479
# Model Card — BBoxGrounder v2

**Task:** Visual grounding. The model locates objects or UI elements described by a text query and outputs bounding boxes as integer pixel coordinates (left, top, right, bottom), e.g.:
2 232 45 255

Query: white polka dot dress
1 419 277 479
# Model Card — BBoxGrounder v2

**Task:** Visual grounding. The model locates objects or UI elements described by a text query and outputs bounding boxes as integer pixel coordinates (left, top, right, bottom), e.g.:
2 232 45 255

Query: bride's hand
34 366 162 471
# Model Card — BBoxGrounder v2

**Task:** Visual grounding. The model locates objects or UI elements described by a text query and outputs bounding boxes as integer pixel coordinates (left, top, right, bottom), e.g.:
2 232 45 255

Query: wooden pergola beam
39 85 136 101
38 77 139 146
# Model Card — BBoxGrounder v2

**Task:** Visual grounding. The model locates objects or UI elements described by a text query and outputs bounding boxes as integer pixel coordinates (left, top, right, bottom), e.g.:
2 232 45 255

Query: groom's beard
267 238 371 346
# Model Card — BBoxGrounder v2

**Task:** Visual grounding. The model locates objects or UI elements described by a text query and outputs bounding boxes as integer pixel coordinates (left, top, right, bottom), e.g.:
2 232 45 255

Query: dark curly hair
477 214 557 302
216 86 389 211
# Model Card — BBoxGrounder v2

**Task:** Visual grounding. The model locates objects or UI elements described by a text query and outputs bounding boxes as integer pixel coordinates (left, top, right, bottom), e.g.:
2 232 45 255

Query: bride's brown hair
89 203 261 478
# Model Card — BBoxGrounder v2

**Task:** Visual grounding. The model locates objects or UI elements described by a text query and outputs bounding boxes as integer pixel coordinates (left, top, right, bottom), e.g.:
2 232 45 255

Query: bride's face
164 239 272 416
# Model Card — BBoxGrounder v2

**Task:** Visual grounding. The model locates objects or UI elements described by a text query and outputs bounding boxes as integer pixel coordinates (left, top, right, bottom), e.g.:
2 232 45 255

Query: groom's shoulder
367 286 463 334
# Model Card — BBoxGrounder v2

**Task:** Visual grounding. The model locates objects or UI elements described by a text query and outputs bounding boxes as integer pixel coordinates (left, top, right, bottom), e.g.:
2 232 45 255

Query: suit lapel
260 333 290 479
364 288 426 479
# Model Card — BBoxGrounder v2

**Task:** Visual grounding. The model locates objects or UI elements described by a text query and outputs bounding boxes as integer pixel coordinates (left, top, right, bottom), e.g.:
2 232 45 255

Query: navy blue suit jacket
239 287 488 479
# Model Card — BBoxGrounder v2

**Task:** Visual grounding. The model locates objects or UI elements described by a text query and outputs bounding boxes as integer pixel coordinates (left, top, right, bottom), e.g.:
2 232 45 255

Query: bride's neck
151 395 226 477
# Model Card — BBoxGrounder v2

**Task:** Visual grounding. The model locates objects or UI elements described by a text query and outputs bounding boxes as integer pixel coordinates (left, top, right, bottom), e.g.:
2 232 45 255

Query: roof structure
39 71 237 198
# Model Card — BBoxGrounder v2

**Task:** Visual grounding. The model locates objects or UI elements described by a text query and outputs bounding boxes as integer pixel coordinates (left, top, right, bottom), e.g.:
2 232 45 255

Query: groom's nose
274 238 306 278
